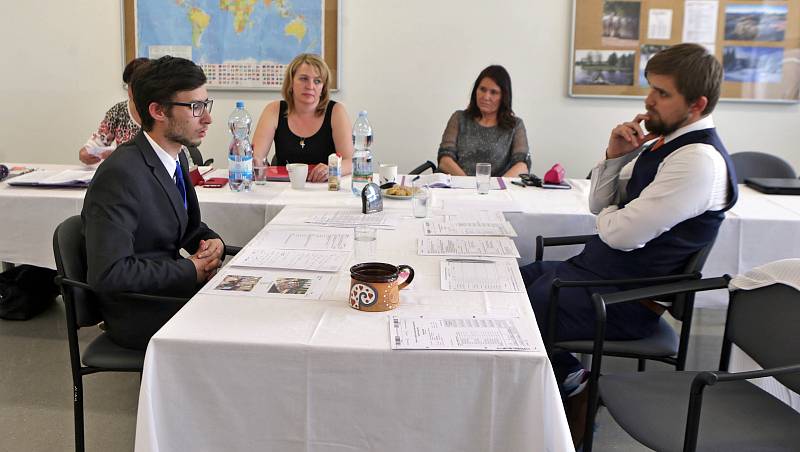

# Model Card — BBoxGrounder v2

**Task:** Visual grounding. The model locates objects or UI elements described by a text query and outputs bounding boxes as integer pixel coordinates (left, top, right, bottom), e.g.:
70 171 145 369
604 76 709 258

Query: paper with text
231 248 349 272
390 316 535 351
418 237 520 258
250 228 354 251
423 220 517 237
440 259 525 292
305 211 400 229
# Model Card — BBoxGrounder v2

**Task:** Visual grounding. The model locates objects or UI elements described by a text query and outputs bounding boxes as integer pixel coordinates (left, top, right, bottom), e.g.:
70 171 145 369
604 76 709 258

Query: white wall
2 0 798 177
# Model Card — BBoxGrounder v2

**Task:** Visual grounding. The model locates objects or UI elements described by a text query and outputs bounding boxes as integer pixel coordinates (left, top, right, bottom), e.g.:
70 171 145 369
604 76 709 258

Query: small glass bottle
328 153 340 191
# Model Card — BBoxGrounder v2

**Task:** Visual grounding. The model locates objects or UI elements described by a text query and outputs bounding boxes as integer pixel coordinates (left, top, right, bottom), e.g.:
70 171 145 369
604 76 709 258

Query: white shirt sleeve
588 150 640 214
594 143 728 251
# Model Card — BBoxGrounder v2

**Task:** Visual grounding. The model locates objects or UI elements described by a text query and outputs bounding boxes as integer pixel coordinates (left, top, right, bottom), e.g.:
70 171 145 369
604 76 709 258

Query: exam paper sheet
440 259 525 292
390 316 535 351
418 237 520 258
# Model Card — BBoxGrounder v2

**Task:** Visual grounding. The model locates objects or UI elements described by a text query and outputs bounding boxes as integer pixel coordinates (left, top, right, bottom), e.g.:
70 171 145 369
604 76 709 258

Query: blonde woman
252 54 353 182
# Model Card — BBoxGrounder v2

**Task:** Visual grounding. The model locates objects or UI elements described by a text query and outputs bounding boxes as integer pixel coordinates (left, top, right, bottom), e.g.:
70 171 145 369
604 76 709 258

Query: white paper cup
287 163 308 189
379 164 398 185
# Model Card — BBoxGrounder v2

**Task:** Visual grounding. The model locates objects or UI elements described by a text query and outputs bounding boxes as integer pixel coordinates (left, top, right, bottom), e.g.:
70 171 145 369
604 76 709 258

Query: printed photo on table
724 3 787 42
574 49 635 86
268 277 312 295
215 275 262 292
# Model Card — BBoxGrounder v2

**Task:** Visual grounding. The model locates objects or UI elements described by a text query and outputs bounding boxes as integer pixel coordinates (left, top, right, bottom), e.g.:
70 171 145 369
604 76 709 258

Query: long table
4 165 800 308
134 204 573 451
3 164 799 415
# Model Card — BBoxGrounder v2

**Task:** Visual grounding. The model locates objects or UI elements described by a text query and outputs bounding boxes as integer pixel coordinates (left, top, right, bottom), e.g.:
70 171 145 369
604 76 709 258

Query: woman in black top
252 54 353 182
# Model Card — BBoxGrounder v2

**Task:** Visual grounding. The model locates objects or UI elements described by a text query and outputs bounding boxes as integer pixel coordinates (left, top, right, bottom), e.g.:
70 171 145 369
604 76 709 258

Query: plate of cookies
382 185 416 200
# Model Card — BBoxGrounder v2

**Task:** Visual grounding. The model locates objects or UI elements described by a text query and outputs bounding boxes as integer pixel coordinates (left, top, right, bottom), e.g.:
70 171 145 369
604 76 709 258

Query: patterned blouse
437 110 531 176
84 100 140 149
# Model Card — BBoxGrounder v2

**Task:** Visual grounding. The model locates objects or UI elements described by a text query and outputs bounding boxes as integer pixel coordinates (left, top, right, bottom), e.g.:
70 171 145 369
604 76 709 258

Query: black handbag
0 265 59 320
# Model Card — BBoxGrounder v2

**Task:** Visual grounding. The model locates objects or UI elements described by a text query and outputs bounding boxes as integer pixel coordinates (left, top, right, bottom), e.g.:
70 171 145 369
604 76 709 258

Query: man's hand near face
606 113 658 159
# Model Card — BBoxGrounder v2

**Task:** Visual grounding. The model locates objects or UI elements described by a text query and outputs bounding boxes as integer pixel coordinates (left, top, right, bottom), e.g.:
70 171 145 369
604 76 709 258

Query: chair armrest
683 360 800 451
552 272 701 290
225 245 242 256
545 272 703 350
694 363 800 387
594 276 730 307
535 234 597 261
56 275 190 304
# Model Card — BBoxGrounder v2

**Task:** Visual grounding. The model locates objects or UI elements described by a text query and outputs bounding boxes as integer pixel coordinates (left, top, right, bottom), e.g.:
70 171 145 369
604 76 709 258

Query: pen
511 180 526 188
446 258 495 263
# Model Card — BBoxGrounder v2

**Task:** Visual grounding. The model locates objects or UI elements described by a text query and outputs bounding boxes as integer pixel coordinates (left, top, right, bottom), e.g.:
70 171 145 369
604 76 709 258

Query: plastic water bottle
228 101 253 192
351 111 373 196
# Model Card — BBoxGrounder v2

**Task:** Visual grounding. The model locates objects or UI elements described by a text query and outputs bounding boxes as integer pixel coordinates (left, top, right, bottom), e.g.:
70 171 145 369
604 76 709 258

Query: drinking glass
476 162 491 194
412 182 430 218
353 225 377 260
253 158 268 185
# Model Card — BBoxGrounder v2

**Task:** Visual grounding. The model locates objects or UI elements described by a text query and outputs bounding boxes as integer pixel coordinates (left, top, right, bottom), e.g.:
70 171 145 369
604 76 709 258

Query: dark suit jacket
81 131 220 349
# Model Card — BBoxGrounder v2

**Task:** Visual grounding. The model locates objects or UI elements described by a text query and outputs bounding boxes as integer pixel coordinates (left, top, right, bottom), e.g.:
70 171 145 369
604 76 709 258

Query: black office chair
53 216 238 452
537 234 715 372
597 277 800 452
186 146 214 166
536 234 715 451
730 151 796 183
408 160 437 175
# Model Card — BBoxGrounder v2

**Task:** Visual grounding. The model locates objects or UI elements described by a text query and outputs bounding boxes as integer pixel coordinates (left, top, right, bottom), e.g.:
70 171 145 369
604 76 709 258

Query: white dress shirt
588 115 730 251
143 131 179 180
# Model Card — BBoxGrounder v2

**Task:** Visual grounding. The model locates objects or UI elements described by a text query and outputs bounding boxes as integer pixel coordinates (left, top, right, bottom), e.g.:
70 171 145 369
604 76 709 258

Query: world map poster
132 0 328 90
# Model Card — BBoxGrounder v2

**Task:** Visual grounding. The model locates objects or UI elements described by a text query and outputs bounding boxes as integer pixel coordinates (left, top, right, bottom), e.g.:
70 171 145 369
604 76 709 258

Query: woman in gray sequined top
437 65 531 177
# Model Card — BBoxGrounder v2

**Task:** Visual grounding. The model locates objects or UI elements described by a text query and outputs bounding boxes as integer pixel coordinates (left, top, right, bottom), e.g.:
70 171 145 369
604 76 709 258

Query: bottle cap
236 101 245 108
358 110 368 117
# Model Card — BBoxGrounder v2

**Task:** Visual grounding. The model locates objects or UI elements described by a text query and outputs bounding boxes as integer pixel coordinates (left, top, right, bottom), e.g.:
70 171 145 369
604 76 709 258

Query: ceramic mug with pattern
349 262 414 312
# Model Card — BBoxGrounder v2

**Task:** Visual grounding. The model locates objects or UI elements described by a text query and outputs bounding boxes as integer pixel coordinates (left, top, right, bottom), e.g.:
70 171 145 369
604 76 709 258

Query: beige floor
0 300 726 452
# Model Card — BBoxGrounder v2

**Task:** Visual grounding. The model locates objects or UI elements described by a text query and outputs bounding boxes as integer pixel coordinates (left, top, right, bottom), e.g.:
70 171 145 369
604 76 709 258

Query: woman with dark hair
252 53 354 182
78 57 150 165
437 65 531 177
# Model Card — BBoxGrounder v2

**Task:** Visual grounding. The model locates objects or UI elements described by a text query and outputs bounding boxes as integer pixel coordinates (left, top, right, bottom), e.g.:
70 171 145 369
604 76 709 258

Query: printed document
423 220 517 237
231 248 349 272
440 259 525 292
249 228 354 251
390 315 535 351
418 237 520 258
305 210 400 229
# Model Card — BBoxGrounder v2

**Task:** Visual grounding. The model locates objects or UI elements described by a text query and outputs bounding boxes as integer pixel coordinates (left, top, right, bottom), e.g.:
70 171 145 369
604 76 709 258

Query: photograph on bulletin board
569 0 800 103
123 0 340 91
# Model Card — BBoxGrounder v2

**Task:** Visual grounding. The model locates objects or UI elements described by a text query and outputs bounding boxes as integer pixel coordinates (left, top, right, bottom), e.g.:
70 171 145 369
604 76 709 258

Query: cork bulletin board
570 0 800 103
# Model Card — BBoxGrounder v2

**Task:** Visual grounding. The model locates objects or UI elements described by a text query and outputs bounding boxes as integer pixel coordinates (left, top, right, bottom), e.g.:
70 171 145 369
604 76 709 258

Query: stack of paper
8 169 95 188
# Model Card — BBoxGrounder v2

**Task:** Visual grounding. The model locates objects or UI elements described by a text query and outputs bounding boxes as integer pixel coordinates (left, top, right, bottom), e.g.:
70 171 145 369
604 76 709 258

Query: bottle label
229 155 253 180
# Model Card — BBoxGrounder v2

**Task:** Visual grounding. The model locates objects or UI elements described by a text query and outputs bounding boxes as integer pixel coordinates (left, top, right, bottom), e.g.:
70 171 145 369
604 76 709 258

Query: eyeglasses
166 99 213 117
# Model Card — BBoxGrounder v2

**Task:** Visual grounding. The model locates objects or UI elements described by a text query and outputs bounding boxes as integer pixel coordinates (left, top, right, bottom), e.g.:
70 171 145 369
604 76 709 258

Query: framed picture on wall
570 0 800 103
122 0 340 91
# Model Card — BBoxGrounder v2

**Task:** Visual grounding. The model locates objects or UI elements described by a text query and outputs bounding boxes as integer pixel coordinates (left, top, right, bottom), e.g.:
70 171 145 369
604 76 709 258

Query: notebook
745 177 800 195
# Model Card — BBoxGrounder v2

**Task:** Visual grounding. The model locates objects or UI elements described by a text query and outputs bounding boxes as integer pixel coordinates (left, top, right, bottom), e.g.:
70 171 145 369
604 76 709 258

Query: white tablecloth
134 204 574 452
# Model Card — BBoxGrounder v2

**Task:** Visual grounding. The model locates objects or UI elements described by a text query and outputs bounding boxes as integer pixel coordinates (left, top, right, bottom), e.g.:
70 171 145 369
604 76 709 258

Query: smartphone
203 177 228 188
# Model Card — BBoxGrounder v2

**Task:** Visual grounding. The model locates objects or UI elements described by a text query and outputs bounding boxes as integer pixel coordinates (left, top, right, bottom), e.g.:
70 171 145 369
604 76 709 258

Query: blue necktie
174 161 187 210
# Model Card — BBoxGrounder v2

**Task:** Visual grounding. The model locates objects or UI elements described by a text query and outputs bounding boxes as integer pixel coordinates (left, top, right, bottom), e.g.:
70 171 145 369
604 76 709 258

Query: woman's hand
307 163 329 182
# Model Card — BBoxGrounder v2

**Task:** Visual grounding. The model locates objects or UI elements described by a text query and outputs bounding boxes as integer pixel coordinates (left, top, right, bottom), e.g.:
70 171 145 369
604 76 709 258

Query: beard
165 120 201 148
644 110 690 136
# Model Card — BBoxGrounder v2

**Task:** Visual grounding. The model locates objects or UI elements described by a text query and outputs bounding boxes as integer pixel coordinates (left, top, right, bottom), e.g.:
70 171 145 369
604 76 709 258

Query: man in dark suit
82 56 223 350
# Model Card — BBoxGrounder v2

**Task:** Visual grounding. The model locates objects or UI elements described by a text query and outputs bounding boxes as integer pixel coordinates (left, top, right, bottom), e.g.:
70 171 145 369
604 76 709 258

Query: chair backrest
726 283 800 393
664 234 717 321
186 146 213 167
730 151 797 183
408 160 437 175
53 215 102 328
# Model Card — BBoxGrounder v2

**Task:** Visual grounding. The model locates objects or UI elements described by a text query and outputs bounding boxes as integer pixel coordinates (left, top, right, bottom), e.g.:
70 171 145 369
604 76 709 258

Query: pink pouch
544 163 566 184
